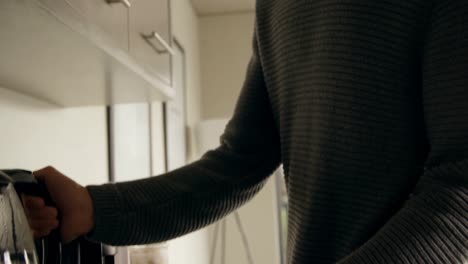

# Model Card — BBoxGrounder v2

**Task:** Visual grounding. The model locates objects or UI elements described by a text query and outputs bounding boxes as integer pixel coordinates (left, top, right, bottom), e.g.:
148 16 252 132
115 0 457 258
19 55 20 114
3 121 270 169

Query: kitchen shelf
0 0 174 107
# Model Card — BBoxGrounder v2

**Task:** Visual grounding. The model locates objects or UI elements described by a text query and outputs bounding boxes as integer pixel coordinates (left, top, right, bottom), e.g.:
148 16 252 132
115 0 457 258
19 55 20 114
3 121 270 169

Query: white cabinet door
165 106 186 170
129 0 172 84
151 102 167 175
109 103 152 264
165 41 186 171
110 103 151 182
66 0 129 51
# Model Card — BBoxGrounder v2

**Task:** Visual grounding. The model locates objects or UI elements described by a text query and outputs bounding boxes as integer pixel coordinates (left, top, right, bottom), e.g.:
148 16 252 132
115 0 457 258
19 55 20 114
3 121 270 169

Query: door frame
163 37 188 171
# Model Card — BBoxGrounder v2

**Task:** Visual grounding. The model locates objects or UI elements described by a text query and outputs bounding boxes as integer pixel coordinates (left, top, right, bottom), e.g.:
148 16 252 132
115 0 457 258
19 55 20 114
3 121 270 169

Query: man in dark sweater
24 1 467 263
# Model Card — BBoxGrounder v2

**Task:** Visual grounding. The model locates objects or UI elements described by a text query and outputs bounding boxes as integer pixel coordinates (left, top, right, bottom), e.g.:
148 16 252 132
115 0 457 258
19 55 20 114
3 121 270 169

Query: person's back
24 1 468 263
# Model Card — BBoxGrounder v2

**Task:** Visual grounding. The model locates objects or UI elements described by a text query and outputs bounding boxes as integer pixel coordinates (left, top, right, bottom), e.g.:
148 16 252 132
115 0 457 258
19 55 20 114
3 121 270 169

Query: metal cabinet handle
143 32 175 55
106 0 131 8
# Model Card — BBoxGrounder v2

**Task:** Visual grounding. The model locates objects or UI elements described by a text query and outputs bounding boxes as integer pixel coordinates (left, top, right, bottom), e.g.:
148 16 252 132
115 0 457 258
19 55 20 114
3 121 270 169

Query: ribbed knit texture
87 1 468 263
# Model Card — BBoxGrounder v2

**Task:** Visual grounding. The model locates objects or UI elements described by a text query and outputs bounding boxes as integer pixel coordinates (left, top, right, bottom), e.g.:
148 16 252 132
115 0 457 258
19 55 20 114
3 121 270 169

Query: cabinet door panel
129 0 171 84
66 0 129 51
110 103 151 182
165 41 187 171
37 0 86 31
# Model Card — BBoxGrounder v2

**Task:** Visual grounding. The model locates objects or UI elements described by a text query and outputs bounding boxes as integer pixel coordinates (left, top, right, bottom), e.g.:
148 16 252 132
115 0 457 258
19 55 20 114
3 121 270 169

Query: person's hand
22 166 95 243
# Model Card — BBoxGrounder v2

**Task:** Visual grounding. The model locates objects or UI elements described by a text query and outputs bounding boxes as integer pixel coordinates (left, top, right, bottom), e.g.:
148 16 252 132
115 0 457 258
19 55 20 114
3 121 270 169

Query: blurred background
0 0 288 263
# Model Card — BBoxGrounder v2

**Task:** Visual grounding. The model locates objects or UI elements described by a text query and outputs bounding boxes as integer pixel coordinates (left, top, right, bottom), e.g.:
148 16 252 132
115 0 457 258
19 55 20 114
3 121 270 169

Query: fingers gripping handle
2 169 62 264
5 169 103 264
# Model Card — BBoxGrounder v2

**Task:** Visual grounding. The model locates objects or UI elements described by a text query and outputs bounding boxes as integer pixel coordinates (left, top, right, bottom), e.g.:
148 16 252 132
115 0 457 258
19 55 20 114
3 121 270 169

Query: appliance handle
2 169 54 207
14 181 53 204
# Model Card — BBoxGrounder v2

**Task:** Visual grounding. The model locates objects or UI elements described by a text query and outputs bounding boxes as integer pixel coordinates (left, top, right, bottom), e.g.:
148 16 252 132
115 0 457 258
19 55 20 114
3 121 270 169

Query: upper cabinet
129 0 172 85
66 0 130 51
130 0 173 85
0 0 174 107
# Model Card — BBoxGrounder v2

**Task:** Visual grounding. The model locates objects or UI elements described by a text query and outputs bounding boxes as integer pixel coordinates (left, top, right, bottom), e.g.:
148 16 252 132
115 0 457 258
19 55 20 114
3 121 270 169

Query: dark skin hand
22 166 95 243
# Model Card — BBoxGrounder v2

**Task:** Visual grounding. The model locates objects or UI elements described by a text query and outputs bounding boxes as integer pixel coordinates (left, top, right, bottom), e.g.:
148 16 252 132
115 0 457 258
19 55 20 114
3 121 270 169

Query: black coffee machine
1 169 115 264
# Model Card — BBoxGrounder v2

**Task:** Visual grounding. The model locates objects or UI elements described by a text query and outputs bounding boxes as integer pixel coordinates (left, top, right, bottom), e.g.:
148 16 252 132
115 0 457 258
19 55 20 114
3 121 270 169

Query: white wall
165 1 211 264
199 12 282 264
200 12 256 119
0 87 108 186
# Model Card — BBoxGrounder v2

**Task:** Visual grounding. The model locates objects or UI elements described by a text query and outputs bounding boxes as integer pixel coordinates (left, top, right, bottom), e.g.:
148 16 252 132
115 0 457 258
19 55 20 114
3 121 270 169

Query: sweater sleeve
340 1 468 263
85 30 281 245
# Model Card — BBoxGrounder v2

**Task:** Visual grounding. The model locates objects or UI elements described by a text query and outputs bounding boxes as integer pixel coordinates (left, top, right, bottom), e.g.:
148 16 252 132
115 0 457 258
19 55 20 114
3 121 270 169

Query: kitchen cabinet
38 0 87 30
0 0 174 107
165 42 187 170
129 0 172 85
65 0 129 51
109 103 152 182
109 103 153 264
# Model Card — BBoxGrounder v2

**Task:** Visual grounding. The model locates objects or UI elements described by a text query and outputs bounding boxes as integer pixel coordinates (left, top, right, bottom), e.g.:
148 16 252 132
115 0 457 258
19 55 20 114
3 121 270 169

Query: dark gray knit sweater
87 1 468 263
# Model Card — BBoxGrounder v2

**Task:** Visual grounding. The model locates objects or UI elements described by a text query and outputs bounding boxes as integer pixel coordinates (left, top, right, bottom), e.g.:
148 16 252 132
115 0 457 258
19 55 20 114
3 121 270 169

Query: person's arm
85 30 280 245
339 1 468 262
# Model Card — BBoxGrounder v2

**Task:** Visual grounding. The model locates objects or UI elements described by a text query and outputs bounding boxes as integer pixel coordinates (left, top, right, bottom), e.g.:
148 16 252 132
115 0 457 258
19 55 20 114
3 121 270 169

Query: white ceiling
191 0 255 15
